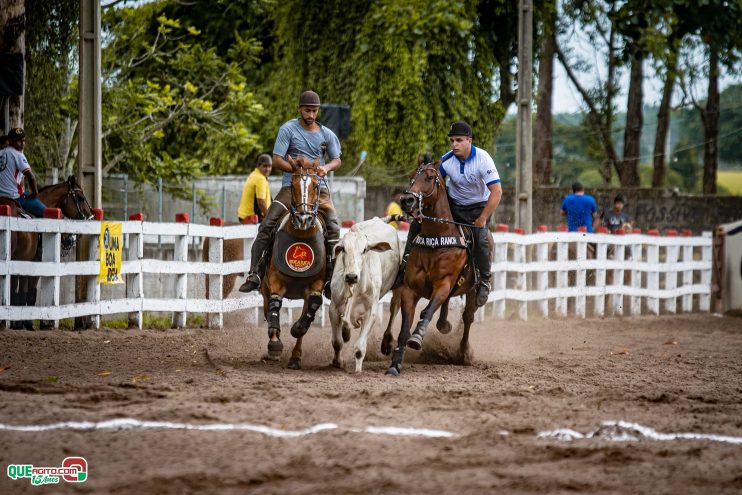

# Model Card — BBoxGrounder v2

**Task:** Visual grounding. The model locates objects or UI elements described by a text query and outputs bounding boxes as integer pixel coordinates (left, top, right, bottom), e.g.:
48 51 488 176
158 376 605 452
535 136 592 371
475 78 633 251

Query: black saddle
272 227 326 278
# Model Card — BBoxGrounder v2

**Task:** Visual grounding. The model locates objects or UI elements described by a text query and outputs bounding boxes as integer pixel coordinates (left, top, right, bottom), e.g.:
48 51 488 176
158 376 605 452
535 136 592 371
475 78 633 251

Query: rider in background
239 90 342 298
395 121 502 307
237 153 273 223
560 181 598 232
0 128 46 217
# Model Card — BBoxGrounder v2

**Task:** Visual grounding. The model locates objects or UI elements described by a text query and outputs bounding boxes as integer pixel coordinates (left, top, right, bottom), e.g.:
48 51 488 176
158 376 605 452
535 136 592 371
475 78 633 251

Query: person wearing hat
560 181 598 232
239 90 342 298
394 121 503 307
0 128 46 217
602 193 630 233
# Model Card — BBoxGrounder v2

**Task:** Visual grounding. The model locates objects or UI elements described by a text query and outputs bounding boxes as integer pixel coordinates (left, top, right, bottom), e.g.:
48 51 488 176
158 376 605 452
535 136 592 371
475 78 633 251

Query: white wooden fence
0 213 712 329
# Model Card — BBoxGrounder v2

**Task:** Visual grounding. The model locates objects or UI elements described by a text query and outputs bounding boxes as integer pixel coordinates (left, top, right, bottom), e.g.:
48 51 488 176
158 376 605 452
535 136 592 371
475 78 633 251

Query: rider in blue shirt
560 181 598 232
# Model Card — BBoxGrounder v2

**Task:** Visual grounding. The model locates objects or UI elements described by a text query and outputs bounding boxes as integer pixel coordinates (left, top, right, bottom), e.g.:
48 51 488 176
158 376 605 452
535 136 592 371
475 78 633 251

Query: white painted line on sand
538 420 742 445
0 418 457 439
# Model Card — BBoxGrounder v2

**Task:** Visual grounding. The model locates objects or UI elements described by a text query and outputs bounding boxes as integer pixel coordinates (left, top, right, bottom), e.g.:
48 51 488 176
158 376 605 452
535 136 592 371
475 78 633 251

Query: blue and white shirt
438 146 500 205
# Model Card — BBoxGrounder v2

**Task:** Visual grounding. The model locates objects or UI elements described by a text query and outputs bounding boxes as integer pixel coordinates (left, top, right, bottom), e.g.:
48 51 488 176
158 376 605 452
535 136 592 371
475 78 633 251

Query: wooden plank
172 229 188 328
207 233 224 328
555 238 568 317
647 240 660 315
594 240 607 317
575 237 587 318
493 236 507 319
536 239 549 317
699 232 712 311
126 229 143 329
629 241 643 316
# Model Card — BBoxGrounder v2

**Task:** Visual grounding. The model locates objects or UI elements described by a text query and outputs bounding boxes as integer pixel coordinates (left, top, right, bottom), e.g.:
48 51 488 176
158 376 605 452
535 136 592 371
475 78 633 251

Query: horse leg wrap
267 297 282 333
307 293 323 319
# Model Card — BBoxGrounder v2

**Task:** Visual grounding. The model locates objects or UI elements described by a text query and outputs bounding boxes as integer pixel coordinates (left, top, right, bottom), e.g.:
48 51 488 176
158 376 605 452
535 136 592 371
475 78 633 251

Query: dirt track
1 312 741 494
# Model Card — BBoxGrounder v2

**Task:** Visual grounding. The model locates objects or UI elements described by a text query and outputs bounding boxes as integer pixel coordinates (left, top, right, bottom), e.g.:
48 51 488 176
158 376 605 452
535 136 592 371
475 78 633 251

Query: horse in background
260 156 327 369
3 176 93 329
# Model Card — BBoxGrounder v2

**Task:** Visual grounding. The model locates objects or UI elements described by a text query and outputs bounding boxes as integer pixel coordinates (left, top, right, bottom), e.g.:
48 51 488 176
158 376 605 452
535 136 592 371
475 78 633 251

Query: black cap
299 90 321 107
447 121 472 137
572 181 583 192
7 127 25 140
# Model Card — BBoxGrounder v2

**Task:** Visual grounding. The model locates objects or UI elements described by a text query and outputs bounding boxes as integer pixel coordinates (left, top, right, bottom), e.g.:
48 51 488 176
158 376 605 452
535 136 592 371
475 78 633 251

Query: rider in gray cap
239 90 342 298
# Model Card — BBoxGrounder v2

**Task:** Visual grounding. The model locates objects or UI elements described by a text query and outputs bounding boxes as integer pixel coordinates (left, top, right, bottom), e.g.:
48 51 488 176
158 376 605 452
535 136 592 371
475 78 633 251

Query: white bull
329 217 401 372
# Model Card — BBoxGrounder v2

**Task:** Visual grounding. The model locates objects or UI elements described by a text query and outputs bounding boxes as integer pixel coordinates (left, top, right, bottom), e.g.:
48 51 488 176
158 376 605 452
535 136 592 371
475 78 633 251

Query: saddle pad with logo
273 229 326 278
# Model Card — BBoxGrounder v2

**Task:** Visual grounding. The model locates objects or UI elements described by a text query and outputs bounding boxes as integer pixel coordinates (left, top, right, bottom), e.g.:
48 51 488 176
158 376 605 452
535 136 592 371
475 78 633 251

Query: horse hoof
287 357 301 370
331 359 345 370
406 334 423 351
385 366 400 377
437 320 452 334
267 339 283 353
290 321 309 339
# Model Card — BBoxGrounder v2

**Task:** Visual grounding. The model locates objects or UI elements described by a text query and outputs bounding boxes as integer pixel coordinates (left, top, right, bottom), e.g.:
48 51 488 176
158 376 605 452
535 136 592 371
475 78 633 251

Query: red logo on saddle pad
285 243 315 272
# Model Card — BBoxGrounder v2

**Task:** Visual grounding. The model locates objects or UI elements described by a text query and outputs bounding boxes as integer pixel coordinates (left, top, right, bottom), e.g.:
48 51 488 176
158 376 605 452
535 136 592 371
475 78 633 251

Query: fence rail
0 214 712 329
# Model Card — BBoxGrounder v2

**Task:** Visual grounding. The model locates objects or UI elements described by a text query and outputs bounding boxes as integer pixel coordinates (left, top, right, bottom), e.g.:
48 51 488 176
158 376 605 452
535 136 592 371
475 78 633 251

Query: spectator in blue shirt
560 181 598 232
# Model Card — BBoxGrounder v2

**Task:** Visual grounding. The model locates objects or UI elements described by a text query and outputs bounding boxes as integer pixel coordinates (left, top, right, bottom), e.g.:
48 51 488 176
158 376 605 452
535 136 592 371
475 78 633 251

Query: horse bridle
405 162 442 221
289 168 321 227
62 183 94 220
404 162 477 229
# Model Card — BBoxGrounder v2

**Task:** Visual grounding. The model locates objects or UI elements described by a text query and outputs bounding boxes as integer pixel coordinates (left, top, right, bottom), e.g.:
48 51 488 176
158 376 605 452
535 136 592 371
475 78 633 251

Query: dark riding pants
450 201 490 281
248 186 340 274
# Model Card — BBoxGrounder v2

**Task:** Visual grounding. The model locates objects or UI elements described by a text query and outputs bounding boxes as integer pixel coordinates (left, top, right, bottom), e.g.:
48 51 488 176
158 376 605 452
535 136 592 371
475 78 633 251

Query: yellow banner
99 222 123 284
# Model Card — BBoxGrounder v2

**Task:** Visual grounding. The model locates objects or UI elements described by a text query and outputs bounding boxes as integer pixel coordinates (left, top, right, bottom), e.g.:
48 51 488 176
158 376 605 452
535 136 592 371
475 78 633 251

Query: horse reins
405 163 479 229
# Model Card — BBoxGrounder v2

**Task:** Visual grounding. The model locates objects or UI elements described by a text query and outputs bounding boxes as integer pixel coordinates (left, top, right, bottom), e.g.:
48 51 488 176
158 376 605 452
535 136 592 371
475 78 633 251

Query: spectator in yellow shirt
385 187 405 229
238 154 272 223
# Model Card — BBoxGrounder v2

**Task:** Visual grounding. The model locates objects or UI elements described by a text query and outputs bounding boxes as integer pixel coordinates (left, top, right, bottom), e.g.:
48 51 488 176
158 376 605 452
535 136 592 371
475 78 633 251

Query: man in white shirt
395 121 502 306
0 128 45 217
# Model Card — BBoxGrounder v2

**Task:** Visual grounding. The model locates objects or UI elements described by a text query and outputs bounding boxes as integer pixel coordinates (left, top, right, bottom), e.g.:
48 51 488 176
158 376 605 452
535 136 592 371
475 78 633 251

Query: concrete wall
366 185 742 233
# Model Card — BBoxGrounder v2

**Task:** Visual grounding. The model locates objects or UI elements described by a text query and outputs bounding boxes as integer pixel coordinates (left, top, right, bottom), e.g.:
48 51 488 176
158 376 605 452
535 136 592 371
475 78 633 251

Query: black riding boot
473 227 491 307
323 255 334 299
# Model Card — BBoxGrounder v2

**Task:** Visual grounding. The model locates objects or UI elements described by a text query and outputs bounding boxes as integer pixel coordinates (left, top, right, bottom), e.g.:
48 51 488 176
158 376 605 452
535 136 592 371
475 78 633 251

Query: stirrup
238 272 261 293
475 279 491 307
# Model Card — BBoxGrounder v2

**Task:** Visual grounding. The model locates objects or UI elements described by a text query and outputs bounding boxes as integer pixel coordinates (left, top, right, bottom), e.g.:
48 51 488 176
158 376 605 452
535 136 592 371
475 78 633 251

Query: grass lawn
718 170 742 195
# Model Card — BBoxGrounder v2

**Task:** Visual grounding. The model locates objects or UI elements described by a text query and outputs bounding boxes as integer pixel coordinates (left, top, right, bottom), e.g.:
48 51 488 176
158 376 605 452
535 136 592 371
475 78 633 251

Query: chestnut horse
386 161 488 376
2 176 93 329
260 156 326 369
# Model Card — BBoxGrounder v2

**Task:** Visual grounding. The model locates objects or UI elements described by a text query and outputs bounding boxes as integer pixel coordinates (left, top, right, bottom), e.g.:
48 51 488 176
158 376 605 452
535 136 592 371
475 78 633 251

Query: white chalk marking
0 418 456 439
538 420 742 445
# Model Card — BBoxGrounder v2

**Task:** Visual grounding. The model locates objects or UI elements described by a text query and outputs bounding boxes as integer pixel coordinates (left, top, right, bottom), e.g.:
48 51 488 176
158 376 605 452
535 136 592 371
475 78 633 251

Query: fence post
682 230 693 312
612 229 625 316
664 230 679 314
208 217 224 328
555 226 568 317
87 209 104 329
594 227 608 317
493 225 508 319
647 229 660 315
173 213 190 328
629 231 643 316
40 208 63 328
536 225 549 317
0 206 10 327
575 227 587 318
513 228 527 321
700 231 712 312
127 213 144 329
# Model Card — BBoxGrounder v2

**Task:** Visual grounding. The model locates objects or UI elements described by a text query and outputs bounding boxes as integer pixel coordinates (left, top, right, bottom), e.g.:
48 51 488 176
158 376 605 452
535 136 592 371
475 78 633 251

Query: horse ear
67 175 76 186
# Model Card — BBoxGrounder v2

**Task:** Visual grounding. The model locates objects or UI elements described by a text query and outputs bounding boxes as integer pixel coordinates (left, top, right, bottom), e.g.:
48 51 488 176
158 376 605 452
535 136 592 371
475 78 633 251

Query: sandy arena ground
1 312 741 494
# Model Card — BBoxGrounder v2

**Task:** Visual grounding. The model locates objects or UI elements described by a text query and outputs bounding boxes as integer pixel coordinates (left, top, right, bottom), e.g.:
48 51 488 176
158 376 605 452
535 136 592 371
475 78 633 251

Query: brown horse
3 176 93 329
260 156 326 369
385 161 485 376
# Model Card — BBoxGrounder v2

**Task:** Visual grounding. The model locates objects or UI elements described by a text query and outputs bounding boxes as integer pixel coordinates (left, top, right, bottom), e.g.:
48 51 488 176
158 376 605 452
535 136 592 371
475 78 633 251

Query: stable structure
0 213 713 329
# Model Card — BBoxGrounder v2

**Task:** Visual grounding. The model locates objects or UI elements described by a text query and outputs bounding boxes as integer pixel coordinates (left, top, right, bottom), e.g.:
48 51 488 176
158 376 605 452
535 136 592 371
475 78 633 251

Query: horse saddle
272 228 326 278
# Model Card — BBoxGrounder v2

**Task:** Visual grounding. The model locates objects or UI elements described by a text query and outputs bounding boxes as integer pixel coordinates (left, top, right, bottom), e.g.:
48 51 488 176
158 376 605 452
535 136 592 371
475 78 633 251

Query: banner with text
99 222 123 284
